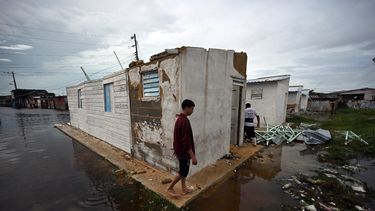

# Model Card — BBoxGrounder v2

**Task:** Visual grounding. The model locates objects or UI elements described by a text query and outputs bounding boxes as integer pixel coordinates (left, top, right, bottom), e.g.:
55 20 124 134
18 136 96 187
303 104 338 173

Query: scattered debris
223 153 235 159
354 205 365 211
124 154 132 160
299 123 317 129
161 178 172 184
304 204 317 211
113 169 126 177
255 124 302 145
297 129 331 145
282 169 370 211
255 123 332 146
282 183 292 190
337 131 369 145
351 184 366 193
341 165 359 172
131 170 147 175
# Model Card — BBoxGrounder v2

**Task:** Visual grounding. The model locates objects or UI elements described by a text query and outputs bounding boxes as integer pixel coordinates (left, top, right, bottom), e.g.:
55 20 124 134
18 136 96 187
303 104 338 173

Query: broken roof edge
247 74 291 83
66 78 103 89
66 46 246 89
289 85 304 92
66 69 126 89
289 85 304 88
149 46 245 62
330 87 375 94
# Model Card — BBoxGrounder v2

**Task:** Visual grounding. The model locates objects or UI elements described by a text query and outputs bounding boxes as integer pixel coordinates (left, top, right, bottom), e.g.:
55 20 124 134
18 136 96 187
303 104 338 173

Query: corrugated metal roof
247 74 290 83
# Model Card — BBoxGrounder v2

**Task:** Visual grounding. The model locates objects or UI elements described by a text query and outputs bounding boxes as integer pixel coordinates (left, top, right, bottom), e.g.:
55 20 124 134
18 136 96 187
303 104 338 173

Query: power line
0 63 120 68
45 58 132 91
0 52 131 57
0 33 94 45
0 55 135 68
1 23 128 39
1 57 132 92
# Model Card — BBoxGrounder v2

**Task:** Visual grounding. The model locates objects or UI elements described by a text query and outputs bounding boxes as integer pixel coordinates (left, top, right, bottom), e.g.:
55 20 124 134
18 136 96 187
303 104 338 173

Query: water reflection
0 108 175 211
0 108 114 211
189 144 319 211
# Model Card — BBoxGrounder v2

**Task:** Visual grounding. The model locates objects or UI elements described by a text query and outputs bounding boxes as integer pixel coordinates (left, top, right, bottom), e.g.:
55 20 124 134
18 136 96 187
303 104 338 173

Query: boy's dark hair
182 99 195 109
246 103 251 108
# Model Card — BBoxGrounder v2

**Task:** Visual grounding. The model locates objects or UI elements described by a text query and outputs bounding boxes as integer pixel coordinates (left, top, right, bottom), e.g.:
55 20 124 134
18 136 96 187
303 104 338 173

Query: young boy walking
167 99 197 197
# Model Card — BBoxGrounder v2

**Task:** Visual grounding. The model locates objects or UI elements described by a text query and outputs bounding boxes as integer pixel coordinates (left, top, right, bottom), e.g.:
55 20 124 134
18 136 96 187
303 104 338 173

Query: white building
246 75 290 127
67 47 247 175
288 85 303 112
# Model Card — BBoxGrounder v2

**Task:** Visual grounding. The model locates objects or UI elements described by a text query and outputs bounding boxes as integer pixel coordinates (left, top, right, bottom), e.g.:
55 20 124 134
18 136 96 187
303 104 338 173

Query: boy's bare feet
182 186 195 195
167 188 181 198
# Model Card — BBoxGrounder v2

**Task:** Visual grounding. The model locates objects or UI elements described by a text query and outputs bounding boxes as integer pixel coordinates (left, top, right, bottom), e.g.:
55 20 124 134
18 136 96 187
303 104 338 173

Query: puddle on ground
189 143 375 211
188 144 322 211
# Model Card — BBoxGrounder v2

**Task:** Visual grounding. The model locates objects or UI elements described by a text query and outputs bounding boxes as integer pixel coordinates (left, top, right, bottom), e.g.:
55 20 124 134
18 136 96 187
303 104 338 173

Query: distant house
308 88 375 112
11 89 55 109
246 75 290 127
288 85 303 112
0 95 12 107
54 96 68 110
335 88 375 102
67 47 248 175
300 89 310 111
335 88 375 109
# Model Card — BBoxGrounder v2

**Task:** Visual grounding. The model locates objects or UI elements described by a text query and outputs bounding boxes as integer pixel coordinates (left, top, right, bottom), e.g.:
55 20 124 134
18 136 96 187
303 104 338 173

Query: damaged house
246 75 290 127
287 85 303 112
67 47 247 175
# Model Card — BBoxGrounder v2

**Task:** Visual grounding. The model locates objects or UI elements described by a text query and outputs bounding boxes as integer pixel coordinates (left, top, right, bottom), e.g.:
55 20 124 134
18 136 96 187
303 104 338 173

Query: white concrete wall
276 78 290 124
363 90 375 101
246 82 277 126
288 87 302 112
128 57 181 172
300 89 310 111
180 47 247 175
66 71 132 153
246 78 289 127
288 92 297 105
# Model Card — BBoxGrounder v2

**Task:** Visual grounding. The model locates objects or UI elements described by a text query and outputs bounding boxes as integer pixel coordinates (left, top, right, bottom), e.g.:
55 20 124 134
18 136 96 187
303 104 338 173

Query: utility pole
11 71 17 90
131 33 139 61
80 66 91 81
113 51 124 70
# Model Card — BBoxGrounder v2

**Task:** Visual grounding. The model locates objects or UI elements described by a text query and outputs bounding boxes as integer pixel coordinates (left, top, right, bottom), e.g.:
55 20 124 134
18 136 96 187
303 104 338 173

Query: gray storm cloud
0 0 374 95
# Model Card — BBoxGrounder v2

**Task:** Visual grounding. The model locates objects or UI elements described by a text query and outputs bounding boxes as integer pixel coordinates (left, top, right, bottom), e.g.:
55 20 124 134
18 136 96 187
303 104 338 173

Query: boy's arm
180 120 197 165
188 149 197 165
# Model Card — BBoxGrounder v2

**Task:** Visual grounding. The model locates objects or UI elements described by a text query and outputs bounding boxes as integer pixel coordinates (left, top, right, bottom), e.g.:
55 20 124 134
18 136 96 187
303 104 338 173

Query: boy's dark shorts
178 159 190 177
244 126 256 138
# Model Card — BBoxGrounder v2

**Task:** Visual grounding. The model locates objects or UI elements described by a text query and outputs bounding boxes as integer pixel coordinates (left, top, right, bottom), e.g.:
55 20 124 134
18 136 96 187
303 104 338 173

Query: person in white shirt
244 103 260 145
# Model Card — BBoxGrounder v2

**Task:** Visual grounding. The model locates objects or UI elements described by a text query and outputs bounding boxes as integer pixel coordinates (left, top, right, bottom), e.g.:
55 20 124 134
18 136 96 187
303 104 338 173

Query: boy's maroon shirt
173 113 195 159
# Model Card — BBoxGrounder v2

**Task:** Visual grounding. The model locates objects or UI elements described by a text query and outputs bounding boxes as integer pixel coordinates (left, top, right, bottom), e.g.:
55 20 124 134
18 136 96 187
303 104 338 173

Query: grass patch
288 108 375 165
321 108 375 164
286 114 318 125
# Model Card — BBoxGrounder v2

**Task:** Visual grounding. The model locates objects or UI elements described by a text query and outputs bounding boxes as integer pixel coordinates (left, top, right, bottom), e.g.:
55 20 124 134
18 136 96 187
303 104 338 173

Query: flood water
1 107 374 211
189 144 321 211
0 107 113 211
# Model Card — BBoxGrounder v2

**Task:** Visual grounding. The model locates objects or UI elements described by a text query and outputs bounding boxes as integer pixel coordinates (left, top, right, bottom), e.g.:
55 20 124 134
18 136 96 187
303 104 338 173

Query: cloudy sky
0 0 374 95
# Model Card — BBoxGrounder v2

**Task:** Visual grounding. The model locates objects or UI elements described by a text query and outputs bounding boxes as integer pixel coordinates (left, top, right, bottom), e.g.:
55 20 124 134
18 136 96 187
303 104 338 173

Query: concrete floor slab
55 124 262 208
